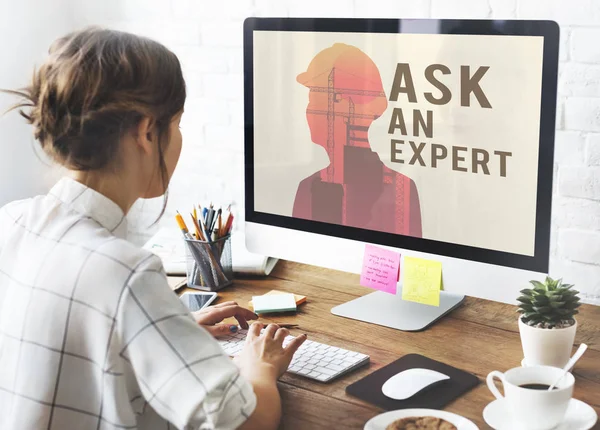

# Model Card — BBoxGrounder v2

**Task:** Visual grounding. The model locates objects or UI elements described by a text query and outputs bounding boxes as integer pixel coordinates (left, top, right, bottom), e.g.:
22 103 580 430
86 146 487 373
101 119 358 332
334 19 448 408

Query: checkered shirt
0 177 256 430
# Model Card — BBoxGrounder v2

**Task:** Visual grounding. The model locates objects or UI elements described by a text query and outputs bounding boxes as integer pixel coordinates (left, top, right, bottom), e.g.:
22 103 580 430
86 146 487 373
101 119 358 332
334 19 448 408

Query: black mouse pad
346 354 479 410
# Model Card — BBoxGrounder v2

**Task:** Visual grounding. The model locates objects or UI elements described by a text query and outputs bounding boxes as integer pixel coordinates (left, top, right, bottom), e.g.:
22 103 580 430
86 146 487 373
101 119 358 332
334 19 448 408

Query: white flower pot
518 317 577 368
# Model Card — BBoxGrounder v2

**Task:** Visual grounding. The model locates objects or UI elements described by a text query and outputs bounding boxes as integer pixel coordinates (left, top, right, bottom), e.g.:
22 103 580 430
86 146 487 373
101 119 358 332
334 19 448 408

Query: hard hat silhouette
296 43 387 113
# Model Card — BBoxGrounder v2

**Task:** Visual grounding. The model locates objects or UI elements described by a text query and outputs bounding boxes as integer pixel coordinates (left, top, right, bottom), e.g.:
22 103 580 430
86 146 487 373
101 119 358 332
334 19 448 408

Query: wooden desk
170 260 600 429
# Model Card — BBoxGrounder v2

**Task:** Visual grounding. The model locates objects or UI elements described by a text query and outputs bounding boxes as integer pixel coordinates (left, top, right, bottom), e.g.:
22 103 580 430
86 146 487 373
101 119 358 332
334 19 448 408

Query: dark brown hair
3 27 186 216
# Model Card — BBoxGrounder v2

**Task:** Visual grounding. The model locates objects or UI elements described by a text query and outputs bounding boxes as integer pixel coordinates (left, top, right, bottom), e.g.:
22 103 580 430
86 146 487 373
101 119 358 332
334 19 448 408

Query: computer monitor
243 18 559 331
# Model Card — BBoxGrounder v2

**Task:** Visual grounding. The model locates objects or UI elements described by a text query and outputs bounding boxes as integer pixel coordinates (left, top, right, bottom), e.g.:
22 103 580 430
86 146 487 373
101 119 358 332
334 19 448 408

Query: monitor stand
331 289 465 332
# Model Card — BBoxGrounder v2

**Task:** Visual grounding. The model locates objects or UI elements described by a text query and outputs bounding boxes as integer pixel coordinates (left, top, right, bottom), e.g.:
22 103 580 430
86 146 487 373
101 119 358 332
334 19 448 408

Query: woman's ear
134 117 155 155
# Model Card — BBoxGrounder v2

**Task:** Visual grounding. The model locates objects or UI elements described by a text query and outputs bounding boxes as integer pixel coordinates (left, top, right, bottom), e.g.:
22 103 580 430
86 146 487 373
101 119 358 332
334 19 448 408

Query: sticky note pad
360 244 401 294
249 290 306 310
402 256 442 306
252 293 297 314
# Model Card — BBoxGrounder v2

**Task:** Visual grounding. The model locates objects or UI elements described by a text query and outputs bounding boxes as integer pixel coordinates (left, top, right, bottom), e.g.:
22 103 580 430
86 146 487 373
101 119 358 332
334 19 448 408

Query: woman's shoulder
0 197 33 218
98 236 164 275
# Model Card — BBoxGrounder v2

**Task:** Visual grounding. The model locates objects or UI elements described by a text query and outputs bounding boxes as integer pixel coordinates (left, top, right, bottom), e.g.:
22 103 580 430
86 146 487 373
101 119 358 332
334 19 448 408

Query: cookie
385 416 457 430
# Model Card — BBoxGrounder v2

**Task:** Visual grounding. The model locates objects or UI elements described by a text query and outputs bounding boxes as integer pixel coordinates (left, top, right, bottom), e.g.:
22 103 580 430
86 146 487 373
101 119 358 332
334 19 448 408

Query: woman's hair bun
5 27 186 171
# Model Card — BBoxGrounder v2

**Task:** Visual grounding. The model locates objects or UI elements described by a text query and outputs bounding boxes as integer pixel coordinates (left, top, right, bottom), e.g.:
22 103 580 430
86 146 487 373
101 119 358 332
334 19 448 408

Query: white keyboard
218 329 370 382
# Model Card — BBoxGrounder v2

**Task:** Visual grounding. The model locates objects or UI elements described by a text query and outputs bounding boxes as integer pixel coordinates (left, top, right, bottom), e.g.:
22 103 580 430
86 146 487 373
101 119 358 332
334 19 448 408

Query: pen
206 207 215 234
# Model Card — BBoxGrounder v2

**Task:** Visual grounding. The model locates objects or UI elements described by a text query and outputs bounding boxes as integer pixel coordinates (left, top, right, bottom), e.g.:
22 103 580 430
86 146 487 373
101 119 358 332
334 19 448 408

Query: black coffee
519 383 555 390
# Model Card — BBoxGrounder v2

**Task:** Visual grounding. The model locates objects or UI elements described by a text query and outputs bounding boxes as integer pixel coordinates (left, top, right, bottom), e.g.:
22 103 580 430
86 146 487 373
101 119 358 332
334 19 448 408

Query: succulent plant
517 276 581 329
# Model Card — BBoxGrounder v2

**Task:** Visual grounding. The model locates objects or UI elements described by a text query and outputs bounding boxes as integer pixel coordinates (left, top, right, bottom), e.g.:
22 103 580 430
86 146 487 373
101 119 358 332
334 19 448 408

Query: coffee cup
486 365 574 430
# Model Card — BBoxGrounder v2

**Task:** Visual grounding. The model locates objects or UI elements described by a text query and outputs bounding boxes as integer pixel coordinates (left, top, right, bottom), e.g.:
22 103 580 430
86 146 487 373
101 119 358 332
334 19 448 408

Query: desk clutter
145 226 279 277
174 205 234 291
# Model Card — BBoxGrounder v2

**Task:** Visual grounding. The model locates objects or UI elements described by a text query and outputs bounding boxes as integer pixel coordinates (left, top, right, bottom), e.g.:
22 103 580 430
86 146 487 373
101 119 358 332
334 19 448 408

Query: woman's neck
70 171 138 214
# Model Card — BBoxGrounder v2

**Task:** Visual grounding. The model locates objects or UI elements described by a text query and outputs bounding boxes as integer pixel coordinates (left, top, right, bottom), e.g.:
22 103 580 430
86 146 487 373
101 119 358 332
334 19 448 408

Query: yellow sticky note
402 256 442 307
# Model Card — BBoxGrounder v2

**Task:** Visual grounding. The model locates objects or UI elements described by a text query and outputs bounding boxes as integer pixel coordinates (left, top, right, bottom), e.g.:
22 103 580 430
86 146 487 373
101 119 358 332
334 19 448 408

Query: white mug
486 365 574 430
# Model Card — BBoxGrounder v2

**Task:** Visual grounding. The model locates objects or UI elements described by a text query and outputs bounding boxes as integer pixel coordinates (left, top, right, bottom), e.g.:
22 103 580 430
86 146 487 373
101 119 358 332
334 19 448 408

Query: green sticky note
402 256 442 307
252 293 297 314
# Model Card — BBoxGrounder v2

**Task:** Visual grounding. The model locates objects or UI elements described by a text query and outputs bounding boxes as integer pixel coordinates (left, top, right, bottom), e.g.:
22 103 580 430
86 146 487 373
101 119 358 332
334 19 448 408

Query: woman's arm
237 367 281 430
116 255 305 430
235 324 307 430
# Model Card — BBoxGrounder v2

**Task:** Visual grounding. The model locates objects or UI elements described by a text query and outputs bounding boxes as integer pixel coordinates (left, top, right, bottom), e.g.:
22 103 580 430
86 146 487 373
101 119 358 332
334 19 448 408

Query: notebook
346 354 479 410
143 227 279 276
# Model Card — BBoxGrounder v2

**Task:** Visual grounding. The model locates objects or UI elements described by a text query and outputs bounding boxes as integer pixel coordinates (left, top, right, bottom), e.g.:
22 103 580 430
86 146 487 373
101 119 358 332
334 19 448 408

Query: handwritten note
360 244 400 294
402 256 442 306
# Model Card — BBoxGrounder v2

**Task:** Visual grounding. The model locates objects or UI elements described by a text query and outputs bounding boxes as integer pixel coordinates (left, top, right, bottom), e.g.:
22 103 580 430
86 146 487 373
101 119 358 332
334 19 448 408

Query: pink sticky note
360 244 401 294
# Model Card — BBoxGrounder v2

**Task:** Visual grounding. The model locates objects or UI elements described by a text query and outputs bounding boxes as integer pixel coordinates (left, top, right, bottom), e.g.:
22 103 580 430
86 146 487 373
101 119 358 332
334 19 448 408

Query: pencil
268 324 299 329
224 213 234 235
190 212 204 241
216 210 222 238
175 211 192 239
198 211 210 242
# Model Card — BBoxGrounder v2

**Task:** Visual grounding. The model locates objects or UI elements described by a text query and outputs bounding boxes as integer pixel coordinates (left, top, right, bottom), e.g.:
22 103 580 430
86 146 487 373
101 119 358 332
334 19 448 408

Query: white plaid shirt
0 177 256 430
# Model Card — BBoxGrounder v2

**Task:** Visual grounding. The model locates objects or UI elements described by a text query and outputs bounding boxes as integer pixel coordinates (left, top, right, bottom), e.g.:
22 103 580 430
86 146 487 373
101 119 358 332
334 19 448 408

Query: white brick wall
571 28 600 63
68 0 600 305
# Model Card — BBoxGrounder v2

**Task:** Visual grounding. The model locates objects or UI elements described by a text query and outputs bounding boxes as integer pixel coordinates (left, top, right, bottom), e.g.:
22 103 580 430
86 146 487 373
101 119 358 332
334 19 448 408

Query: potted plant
517 276 581 368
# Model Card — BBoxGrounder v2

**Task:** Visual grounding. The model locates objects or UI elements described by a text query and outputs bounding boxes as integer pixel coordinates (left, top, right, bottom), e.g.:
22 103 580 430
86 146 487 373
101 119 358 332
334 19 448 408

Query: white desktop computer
243 18 559 331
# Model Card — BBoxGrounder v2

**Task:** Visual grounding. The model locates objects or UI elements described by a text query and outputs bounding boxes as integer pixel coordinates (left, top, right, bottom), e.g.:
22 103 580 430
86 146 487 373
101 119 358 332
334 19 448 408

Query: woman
0 27 305 430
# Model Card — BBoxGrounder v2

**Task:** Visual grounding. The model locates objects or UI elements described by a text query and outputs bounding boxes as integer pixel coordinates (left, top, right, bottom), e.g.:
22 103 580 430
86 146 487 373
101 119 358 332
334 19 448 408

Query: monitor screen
245 19 558 272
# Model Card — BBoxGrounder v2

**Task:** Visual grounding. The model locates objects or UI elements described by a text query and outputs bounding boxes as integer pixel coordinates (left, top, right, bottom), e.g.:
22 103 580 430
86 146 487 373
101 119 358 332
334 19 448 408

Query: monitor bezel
243 18 559 273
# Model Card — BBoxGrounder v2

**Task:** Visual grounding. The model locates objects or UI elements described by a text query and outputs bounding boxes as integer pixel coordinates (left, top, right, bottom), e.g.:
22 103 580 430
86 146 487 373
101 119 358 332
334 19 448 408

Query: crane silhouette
303 68 387 181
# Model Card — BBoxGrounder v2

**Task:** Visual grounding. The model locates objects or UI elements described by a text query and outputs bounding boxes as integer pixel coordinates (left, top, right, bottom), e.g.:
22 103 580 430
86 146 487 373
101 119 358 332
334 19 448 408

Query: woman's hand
234 322 307 381
192 301 258 337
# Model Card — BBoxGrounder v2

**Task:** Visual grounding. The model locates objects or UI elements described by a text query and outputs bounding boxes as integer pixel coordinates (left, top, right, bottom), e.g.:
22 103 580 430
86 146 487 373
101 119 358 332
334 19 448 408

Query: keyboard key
314 366 336 376
325 363 345 372
308 371 322 379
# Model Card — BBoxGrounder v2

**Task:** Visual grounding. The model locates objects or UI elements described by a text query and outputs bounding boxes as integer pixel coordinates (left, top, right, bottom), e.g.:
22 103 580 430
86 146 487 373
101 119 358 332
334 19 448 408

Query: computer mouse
382 368 450 400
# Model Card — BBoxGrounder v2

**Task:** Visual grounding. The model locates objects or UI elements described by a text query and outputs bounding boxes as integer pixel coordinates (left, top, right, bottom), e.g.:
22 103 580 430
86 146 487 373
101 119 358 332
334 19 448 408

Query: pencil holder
184 235 233 291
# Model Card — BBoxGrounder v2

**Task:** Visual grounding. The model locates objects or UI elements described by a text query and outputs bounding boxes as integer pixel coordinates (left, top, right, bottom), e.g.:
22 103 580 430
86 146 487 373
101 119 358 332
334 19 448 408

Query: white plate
483 398 597 430
364 409 479 430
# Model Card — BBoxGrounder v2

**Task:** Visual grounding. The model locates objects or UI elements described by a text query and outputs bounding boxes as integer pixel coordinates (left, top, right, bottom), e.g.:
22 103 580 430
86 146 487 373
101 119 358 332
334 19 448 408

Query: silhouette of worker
293 43 422 237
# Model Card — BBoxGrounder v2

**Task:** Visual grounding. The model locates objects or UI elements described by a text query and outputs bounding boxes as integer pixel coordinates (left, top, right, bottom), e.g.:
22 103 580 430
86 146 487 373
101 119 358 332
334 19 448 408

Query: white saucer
364 408 478 430
483 398 597 430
